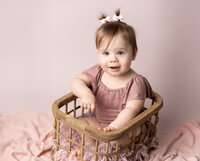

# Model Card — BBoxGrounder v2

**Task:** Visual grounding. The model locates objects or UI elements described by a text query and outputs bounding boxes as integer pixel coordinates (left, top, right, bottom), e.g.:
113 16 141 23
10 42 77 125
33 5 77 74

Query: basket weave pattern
51 92 163 161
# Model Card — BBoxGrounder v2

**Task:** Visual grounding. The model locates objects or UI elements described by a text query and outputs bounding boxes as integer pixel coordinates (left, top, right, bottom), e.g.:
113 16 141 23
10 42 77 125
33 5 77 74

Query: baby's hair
115 9 120 15
96 9 138 56
98 14 107 21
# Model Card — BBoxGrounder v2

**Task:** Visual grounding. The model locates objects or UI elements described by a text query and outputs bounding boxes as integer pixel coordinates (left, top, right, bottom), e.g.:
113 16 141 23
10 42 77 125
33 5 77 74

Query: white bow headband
100 14 123 24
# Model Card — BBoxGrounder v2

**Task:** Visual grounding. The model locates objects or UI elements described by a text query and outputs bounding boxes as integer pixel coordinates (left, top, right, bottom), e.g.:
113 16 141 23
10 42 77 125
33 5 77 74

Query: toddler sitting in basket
70 9 154 156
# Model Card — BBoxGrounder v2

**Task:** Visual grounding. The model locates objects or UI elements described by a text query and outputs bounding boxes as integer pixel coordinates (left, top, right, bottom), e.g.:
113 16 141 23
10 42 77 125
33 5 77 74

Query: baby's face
97 34 135 77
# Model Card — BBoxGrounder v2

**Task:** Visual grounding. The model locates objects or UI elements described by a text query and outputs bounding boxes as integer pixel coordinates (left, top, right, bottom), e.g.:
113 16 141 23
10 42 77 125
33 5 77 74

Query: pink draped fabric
150 120 200 161
0 109 53 161
1 109 200 161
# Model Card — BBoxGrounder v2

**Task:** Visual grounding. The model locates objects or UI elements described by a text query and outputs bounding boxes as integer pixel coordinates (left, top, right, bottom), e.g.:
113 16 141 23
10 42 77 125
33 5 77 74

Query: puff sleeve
82 64 102 94
123 75 154 104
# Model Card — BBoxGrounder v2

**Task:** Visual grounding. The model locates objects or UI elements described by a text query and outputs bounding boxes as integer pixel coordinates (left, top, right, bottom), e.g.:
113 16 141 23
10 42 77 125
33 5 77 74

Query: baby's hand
98 126 116 132
80 93 96 112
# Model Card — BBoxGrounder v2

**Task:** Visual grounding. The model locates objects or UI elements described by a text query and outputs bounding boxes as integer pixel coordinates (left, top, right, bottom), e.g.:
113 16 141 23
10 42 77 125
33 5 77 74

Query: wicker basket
51 92 163 161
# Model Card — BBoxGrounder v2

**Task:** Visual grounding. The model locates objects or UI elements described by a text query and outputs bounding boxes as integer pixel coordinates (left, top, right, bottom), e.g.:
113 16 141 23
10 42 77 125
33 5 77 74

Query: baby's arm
102 100 145 131
71 74 96 112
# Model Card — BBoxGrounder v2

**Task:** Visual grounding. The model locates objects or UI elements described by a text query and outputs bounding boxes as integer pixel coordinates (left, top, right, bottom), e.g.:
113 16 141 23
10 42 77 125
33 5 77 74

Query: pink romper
82 64 154 127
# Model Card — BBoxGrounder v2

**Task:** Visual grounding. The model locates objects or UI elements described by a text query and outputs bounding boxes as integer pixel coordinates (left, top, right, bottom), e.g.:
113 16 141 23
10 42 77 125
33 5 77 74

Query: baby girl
70 9 154 156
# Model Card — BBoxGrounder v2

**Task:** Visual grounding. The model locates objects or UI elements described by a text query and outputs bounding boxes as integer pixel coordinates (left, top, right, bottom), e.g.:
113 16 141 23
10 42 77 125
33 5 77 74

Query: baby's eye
103 51 109 55
117 51 124 55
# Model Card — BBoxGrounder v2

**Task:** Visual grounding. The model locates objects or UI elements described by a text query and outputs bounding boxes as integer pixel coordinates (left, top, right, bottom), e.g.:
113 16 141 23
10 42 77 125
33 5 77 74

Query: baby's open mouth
110 66 120 71
110 66 120 69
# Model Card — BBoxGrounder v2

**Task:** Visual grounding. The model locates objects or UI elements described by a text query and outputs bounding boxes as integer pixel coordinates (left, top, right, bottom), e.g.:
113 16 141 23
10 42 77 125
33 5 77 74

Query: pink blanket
150 120 200 161
1 109 200 161
0 109 53 161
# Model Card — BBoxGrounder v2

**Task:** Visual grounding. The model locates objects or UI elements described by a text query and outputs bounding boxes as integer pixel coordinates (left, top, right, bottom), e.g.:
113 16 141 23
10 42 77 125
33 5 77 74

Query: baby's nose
110 57 118 63
110 58 118 62
109 54 118 62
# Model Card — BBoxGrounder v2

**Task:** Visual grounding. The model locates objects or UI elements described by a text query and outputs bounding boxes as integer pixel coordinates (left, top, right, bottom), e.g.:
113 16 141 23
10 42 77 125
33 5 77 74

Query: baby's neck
101 69 137 89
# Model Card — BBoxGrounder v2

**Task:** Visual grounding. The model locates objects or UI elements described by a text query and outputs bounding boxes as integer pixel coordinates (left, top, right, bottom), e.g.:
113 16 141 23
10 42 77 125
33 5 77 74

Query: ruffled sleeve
123 75 154 104
82 64 102 94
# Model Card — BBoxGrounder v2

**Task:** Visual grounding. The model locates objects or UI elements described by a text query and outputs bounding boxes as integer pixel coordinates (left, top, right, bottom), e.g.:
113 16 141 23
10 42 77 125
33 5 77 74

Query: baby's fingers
98 127 111 132
80 102 85 109
87 103 92 111
101 126 116 132
104 127 112 131
81 102 88 110
91 104 95 112
80 101 93 112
